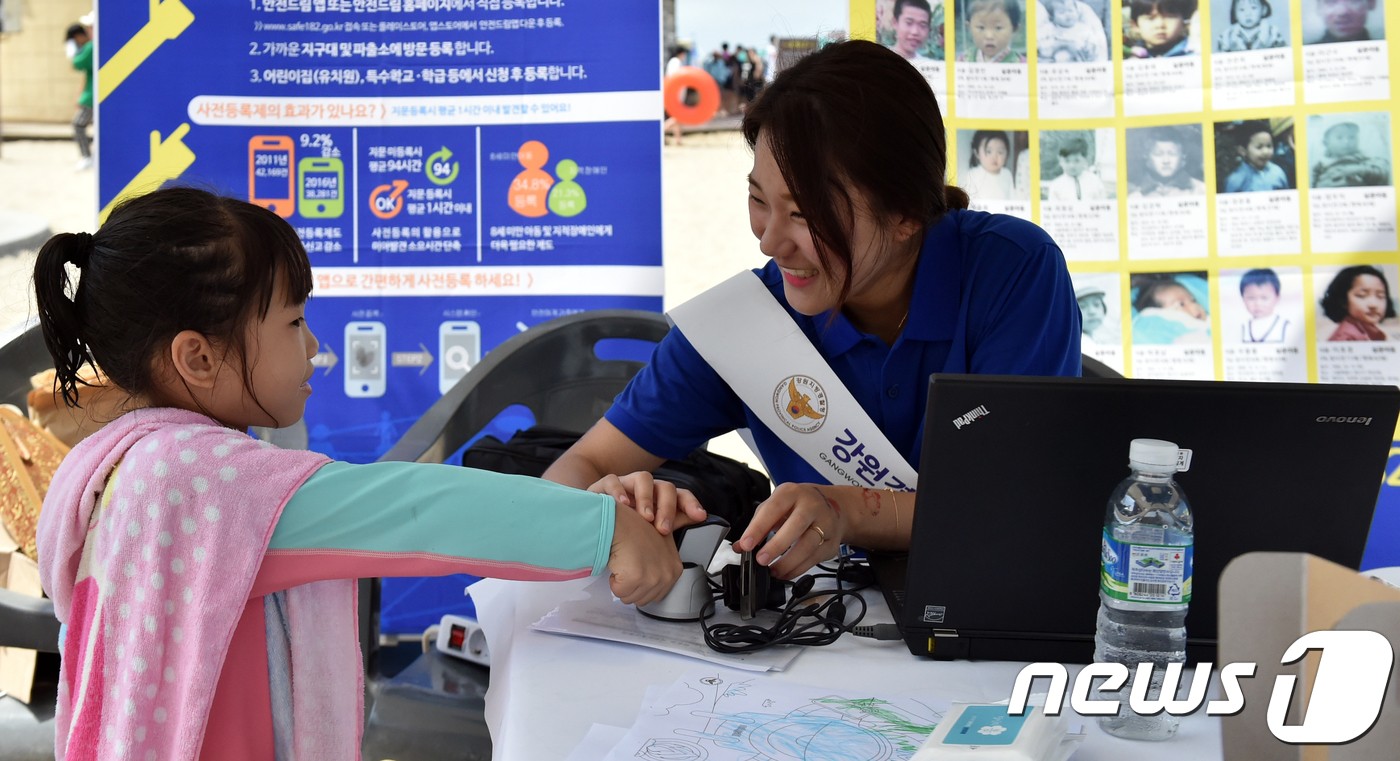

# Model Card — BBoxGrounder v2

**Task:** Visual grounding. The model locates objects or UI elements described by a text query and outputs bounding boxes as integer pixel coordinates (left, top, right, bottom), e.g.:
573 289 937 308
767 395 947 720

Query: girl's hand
731 482 848 580
587 471 707 535
607 502 683 605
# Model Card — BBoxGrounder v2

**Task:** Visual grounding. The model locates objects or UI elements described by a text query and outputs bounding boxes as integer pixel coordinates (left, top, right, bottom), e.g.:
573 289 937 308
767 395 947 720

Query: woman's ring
807 525 826 547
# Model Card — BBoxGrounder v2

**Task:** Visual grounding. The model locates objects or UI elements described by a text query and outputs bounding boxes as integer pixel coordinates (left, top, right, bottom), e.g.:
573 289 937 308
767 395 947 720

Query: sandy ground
0 130 763 464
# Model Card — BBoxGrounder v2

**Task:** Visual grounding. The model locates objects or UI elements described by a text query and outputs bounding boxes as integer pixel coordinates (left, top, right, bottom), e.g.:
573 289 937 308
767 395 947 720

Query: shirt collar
810 211 963 354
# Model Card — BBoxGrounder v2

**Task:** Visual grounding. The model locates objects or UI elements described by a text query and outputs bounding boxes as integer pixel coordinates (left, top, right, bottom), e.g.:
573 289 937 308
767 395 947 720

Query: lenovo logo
1315 416 1373 426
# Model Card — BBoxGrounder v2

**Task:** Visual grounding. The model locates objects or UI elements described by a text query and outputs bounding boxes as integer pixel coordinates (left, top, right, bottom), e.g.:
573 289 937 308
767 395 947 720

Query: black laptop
872 374 1400 664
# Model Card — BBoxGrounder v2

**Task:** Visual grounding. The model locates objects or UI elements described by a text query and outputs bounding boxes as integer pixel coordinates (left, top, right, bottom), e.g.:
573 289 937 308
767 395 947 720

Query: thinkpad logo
953 405 990 430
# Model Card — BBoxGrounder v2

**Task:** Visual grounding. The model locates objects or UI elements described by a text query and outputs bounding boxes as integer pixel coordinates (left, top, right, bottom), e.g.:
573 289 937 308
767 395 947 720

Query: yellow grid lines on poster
853 0 1399 386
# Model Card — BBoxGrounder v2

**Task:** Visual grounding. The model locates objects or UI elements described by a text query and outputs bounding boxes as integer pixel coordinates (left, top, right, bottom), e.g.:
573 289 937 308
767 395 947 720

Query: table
470 577 1222 760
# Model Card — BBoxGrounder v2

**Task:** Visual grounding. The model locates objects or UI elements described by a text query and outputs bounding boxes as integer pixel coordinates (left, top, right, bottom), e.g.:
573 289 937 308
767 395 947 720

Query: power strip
434 614 491 667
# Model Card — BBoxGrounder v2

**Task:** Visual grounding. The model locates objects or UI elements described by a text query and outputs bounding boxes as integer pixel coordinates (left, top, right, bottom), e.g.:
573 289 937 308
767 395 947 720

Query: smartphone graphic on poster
345 321 386 398
298 156 345 219
249 136 296 218
439 321 481 395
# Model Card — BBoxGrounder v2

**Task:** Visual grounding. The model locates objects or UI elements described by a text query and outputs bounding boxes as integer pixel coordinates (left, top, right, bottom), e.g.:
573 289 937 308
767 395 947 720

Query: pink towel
37 407 361 760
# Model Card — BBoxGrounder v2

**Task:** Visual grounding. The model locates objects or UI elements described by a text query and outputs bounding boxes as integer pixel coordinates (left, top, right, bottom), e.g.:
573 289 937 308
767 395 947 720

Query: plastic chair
381 308 671 465
1081 354 1122 379
0 323 59 761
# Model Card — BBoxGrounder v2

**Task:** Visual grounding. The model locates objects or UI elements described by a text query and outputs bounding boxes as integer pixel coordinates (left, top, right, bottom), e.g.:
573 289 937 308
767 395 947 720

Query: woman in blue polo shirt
545 40 1081 579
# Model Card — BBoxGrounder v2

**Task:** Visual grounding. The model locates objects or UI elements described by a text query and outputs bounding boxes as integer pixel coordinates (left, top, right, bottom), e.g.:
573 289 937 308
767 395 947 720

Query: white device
438 320 481 395
435 614 490 667
344 321 386 398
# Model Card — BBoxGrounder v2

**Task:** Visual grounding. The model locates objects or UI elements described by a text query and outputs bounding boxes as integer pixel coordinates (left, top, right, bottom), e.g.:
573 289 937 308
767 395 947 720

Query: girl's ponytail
33 231 97 408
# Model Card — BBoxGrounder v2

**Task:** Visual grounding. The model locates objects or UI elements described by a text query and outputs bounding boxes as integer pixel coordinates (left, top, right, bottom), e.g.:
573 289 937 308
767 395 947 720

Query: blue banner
98 0 664 632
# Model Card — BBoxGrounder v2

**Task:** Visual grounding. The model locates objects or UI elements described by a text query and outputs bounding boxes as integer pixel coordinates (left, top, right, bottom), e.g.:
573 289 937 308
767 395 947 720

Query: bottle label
1101 530 1192 605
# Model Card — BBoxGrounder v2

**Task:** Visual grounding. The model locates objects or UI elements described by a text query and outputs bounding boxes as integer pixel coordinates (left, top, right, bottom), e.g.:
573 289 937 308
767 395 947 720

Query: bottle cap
1129 438 1191 471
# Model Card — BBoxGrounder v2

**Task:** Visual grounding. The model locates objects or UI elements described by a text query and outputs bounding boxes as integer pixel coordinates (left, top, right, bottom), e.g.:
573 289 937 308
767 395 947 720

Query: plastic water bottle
1094 438 1194 741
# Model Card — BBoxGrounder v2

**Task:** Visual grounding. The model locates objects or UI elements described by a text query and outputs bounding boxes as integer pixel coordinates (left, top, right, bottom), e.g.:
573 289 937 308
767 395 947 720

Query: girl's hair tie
69 232 94 269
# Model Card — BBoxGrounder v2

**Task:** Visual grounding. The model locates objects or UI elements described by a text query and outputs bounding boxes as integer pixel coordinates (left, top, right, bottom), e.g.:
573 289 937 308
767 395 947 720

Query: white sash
668 271 918 491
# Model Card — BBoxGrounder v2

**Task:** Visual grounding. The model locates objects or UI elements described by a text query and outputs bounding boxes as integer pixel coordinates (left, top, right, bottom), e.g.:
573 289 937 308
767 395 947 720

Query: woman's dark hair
968 130 1011 169
740 39 968 308
1230 0 1271 24
1320 265 1397 324
33 187 313 425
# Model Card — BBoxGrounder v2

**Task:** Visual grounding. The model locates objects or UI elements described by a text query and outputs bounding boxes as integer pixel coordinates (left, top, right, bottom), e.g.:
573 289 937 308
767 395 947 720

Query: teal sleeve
270 461 615 575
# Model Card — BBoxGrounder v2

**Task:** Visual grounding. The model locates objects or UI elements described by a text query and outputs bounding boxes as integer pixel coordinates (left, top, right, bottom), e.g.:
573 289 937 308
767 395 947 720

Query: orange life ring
663 66 721 126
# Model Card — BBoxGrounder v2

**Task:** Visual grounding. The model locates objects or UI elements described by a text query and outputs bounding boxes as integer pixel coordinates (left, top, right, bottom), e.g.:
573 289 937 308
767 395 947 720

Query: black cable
698 576 870 654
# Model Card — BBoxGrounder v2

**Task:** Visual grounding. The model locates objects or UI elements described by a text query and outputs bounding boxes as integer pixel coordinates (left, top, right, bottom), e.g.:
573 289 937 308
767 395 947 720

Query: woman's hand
731 482 849 580
588 471 707 535
606 501 684 605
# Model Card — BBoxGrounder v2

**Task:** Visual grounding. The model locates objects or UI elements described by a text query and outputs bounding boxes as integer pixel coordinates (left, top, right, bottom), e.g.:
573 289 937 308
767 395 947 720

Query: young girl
958 0 1026 62
1214 0 1287 52
1321 265 1396 341
962 130 1016 200
33 187 681 760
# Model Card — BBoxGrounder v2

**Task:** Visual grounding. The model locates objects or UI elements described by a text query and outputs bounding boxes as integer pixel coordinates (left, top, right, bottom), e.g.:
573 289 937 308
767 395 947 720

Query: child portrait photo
1214 118 1295 193
1220 267 1302 344
1211 0 1289 52
1040 128 1117 200
1131 271 1211 345
1316 264 1400 341
1072 272 1123 348
1123 0 1201 58
958 129 1032 200
957 0 1029 61
1303 0 1384 45
1127 124 1206 197
1036 0 1110 62
1308 112 1393 188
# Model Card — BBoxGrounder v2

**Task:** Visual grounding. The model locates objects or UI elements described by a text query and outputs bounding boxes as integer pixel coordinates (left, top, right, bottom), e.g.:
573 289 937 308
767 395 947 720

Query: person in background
543 41 1080 580
64 21 94 172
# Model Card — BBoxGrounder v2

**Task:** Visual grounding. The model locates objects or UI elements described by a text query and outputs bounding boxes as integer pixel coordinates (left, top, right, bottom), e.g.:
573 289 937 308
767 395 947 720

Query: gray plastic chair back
381 309 671 465
1081 354 1122 379
0 326 48 410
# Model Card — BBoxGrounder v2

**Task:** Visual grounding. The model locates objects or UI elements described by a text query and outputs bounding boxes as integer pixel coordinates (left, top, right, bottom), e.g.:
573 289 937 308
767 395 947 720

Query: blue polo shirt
606 209 1082 486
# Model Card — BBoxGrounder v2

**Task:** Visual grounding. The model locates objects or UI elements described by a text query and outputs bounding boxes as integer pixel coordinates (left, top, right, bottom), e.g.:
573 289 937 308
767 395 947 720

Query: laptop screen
890 374 1399 663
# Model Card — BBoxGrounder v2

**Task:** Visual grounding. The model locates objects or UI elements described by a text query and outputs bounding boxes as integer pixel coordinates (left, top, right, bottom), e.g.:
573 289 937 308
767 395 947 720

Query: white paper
563 724 629 761
603 668 950 761
529 576 802 672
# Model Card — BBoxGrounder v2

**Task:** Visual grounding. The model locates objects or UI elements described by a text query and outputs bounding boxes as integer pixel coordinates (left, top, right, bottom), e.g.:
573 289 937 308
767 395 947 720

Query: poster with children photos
1209 0 1295 111
1035 0 1115 119
1213 118 1303 257
1314 263 1400 384
956 128 1032 219
861 0 1400 386
1307 112 1397 255
1040 128 1119 260
953 0 1031 119
1300 0 1389 104
1220 267 1307 382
